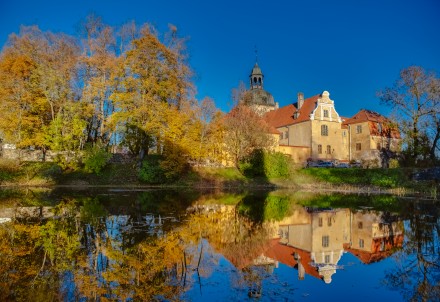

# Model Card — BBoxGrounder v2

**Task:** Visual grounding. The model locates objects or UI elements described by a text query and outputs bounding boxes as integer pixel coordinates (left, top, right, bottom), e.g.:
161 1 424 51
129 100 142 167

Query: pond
0 188 439 301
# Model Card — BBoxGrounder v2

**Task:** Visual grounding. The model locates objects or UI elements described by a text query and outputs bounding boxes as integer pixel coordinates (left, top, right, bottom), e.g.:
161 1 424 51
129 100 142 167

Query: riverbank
0 160 437 197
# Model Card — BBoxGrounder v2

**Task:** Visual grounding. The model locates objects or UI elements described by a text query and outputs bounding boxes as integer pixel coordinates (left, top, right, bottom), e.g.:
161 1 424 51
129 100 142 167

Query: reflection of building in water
261 208 403 284
191 203 404 285
345 211 404 264
273 208 350 283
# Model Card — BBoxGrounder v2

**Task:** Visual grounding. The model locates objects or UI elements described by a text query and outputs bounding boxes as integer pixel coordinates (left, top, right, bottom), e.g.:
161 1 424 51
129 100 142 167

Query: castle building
241 62 400 165
342 109 401 164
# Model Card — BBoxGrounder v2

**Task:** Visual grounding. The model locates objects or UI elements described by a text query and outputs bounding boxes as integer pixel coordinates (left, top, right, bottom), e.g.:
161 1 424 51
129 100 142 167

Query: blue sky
1 0 439 117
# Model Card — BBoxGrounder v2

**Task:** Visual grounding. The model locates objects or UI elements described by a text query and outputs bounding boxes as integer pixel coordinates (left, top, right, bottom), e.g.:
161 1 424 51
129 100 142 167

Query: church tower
244 61 278 115
250 62 264 90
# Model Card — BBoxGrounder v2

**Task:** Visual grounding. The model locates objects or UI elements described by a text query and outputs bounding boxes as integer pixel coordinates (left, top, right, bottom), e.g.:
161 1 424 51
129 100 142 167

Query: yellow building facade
238 62 400 166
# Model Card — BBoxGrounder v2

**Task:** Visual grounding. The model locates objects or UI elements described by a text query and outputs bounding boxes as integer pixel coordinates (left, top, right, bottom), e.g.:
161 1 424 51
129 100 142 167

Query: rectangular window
356 143 361 151
356 125 362 134
342 131 346 137
318 144 322 154
322 235 329 247
323 109 329 118
359 239 364 248
327 217 332 226
327 145 331 154
325 255 330 263
358 222 363 229
377 143 381 150
321 125 328 136
319 217 323 227
285 131 288 139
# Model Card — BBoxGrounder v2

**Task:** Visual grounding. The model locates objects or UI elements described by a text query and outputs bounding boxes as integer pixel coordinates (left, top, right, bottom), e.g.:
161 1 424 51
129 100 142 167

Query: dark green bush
239 149 292 178
41 163 63 179
238 161 258 177
159 145 189 181
139 155 166 184
83 145 112 175
264 152 291 178
53 152 82 171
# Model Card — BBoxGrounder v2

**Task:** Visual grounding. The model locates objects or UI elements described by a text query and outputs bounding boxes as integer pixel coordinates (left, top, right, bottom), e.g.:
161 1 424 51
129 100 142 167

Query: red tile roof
343 234 404 264
264 95 321 128
343 109 400 139
264 238 322 280
343 109 387 124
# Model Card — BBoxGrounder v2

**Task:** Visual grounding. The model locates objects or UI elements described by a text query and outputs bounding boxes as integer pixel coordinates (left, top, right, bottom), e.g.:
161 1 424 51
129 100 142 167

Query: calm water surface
0 188 438 301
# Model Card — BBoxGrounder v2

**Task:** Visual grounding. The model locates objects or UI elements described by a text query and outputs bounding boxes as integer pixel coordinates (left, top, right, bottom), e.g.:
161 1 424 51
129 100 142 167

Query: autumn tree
204 111 227 164
0 26 50 149
0 16 216 177
378 66 440 165
77 14 118 145
111 23 196 168
193 96 219 163
223 105 274 166
231 81 253 107
0 26 82 161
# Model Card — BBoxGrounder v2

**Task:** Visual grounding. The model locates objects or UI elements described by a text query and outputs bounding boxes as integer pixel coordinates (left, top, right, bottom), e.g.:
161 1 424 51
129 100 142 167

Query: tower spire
250 50 263 90
254 45 258 64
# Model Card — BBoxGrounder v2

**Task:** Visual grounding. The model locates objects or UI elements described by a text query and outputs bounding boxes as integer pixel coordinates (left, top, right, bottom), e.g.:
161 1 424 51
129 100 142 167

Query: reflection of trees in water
237 193 292 223
0 193 253 301
7 191 436 300
384 200 440 301
0 199 80 301
0 190 281 301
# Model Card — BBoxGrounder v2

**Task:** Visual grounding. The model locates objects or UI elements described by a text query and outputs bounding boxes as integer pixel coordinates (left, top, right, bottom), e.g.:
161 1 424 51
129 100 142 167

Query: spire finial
254 45 258 64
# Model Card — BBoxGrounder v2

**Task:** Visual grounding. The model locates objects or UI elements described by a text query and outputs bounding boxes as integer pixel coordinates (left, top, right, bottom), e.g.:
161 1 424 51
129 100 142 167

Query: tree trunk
429 123 440 163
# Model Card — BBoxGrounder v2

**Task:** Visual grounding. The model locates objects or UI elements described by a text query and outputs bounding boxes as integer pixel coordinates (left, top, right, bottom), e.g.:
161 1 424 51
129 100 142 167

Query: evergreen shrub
53 152 82 171
239 149 292 178
83 145 112 174
139 155 166 184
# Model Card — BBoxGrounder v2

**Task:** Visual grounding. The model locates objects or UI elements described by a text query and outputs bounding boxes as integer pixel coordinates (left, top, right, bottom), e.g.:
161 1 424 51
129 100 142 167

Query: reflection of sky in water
182 242 403 301
0 190 438 301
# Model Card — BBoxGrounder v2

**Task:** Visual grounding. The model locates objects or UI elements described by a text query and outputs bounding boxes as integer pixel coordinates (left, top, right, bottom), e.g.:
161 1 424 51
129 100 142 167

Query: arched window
321 125 328 136
253 77 257 83
258 77 262 84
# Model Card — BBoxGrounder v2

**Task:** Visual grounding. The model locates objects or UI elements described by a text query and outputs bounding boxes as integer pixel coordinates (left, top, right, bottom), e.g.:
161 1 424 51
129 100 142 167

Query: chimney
297 92 304 110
